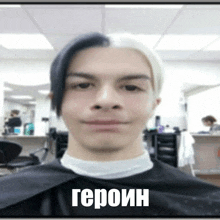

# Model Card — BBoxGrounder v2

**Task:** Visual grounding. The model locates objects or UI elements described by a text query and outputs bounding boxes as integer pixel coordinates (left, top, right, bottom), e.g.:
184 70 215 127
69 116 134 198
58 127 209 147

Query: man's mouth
85 120 123 125
83 120 128 132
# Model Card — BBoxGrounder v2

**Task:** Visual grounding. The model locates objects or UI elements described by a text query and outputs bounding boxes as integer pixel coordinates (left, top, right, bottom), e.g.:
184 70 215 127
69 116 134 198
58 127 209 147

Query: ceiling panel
184 5 220 9
188 51 220 61
166 9 220 34
25 7 103 35
1 5 220 61
0 8 39 33
22 4 103 9
105 8 181 34
157 50 196 60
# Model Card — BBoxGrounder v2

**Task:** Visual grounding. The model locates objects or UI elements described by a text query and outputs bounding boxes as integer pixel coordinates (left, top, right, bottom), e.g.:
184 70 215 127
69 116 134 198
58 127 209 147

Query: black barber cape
0 159 220 217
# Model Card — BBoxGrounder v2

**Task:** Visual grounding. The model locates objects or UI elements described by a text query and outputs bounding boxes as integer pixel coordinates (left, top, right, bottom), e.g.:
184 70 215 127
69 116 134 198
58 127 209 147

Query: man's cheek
62 100 80 113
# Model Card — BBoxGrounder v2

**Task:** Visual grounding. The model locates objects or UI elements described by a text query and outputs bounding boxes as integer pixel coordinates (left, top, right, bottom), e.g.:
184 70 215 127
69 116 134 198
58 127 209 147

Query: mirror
3 82 50 135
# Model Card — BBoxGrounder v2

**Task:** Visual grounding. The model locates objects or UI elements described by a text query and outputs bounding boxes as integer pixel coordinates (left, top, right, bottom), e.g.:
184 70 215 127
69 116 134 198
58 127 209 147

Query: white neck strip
60 150 153 179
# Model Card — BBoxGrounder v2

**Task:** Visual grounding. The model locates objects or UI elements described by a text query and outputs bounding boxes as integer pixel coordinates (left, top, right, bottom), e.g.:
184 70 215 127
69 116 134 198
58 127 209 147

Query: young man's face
61 47 160 159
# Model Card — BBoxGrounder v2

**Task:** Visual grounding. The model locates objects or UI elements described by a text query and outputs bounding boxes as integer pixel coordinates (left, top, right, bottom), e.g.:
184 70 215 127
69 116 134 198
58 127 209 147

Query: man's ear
153 97 161 110
149 97 161 119
48 92 54 100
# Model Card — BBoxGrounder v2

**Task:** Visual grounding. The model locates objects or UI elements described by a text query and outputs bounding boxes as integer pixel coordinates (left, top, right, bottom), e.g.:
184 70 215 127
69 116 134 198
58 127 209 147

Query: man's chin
83 142 124 153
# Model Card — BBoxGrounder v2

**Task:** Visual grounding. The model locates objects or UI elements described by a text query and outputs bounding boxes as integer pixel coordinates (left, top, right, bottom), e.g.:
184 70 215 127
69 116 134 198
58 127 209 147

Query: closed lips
85 120 122 125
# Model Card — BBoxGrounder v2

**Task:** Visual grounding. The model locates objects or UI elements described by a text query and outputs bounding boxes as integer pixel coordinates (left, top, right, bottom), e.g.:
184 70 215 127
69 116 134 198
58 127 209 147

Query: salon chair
0 139 48 173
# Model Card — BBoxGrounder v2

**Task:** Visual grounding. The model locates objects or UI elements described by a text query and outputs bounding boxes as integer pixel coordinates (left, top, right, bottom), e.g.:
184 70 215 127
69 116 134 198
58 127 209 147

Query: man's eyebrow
66 72 151 81
66 72 96 80
117 74 151 82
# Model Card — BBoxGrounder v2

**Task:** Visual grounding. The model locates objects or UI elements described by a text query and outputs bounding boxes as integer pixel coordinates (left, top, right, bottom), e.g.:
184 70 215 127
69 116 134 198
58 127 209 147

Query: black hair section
50 33 110 117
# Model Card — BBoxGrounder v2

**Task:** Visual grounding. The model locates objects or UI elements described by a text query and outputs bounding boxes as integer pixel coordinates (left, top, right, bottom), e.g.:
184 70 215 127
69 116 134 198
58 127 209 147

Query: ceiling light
29 101 36 105
4 87 13 92
136 35 161 48
0 5 21 8
0 34 54 50
105 4 183 9
10 95 33 100
203 38 220 51
155 35 219 50
38 90 50 95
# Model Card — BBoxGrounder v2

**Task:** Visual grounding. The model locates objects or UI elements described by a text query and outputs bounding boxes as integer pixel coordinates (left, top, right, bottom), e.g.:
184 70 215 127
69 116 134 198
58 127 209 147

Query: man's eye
70 83 92 90
78 83 91 89
124 85 141 91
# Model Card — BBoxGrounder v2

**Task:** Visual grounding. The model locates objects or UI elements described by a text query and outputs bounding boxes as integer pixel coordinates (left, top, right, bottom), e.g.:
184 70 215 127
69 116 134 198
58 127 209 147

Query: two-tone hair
50 32 164 117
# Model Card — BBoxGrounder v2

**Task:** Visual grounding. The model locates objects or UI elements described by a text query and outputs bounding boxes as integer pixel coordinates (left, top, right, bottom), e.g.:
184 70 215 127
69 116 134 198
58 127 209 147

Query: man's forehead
67 47 152 78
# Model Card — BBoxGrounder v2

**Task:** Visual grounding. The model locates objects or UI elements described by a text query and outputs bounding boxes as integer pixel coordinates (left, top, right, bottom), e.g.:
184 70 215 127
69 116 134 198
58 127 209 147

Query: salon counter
191 133 220 138
191 134 220 173
1 135 47 138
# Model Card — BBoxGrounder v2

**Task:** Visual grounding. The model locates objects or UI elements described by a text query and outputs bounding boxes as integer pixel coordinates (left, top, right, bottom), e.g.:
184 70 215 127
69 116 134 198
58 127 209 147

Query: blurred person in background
202 115 220 133
4 109 22 133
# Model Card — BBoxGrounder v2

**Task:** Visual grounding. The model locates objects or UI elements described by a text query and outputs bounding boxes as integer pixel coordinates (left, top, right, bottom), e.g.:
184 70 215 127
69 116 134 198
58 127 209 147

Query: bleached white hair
107 33 164 98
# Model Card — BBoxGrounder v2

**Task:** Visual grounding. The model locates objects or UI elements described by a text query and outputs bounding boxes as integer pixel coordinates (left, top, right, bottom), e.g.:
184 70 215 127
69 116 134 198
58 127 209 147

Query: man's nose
91 85 122 111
